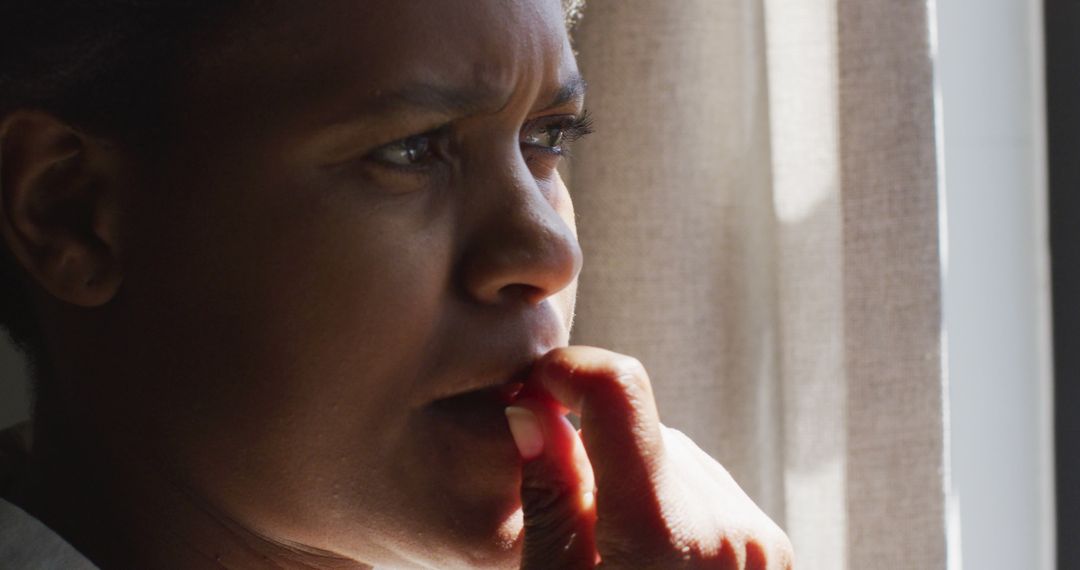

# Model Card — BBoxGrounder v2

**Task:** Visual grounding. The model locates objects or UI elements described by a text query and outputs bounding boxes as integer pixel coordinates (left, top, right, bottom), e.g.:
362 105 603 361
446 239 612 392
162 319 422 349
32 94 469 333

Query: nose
459 154 583 306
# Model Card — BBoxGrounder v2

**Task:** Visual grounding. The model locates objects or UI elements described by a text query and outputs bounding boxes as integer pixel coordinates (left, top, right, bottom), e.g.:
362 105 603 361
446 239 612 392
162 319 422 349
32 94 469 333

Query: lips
423 380 526 450
423 359 536 407
430 381 525 412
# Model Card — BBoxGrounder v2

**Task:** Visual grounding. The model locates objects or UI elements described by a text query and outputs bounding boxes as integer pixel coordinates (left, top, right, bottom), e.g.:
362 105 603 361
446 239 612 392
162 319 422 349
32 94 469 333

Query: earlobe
0 110 124 308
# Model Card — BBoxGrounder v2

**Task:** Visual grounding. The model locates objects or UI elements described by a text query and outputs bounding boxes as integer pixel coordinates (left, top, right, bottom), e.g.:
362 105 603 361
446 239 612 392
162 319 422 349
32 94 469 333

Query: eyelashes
521 110 595 157
363 109 595 172
562 109 595 145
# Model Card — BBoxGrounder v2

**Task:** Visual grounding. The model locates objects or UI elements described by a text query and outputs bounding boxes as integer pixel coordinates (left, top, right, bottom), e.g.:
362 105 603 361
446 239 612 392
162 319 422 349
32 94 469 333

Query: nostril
498 283 546 305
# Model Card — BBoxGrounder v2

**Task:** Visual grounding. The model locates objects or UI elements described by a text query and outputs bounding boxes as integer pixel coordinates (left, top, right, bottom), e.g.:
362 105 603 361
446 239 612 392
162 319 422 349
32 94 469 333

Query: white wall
934 0 1055 568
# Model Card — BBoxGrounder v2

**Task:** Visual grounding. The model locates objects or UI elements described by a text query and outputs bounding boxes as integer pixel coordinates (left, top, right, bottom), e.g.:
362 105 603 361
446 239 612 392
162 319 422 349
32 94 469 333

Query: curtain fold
569 2 948 568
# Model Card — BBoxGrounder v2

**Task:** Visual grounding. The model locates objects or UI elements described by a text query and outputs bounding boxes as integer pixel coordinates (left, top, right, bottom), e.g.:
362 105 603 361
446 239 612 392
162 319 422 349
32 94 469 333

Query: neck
12 413 372 570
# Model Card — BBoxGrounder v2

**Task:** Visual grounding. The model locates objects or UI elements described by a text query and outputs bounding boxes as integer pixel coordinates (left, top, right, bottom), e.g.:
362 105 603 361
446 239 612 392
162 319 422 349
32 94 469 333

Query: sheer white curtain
567 2 948 568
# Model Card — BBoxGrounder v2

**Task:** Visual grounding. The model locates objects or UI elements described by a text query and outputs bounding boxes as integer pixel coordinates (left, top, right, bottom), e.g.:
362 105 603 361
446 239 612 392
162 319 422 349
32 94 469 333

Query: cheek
225 191 457 414
119 172 465 542
120 164 458 455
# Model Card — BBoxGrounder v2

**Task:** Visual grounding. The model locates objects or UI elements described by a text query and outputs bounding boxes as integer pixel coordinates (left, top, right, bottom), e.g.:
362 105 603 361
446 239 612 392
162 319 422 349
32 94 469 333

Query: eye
520 111 594 155
368 134 435 167
522 124 566 149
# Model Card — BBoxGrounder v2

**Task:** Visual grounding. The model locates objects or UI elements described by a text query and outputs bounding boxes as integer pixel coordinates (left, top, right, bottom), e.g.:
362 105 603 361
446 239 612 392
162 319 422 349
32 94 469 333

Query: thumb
506 399 598 570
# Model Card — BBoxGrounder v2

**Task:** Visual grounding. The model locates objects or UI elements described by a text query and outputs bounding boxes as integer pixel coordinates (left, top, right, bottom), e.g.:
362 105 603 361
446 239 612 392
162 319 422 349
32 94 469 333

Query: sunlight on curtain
568 2 948 568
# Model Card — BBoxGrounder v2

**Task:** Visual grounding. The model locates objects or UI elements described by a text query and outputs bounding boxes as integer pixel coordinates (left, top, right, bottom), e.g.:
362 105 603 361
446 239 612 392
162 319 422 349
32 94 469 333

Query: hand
505 346 794 569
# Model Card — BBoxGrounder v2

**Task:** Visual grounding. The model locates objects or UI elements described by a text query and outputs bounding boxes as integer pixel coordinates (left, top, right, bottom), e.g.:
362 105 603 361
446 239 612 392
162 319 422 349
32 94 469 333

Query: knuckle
602 356 651 398
520 482 577 534
521 480 561 514
747 523 794 569
613 355 647 381
520 485 583 563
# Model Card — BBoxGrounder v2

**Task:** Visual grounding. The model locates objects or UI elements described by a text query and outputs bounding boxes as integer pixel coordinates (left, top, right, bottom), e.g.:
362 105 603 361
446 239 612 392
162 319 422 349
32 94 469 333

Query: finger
506 397 597 570
530 347 672 554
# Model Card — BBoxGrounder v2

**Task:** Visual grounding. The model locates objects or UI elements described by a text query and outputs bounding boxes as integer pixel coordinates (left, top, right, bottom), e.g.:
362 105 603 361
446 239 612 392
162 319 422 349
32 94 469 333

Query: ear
0 110 124 307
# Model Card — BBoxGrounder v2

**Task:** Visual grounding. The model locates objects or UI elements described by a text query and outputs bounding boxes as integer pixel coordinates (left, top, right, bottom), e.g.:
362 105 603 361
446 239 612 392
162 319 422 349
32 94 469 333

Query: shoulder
0 420 32 495
0 422 98 569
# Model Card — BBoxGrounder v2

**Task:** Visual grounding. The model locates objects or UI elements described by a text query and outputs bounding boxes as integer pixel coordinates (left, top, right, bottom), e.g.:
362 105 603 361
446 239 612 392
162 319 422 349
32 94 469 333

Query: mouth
430 378 527 412
424 368 531 444
426 362 534 408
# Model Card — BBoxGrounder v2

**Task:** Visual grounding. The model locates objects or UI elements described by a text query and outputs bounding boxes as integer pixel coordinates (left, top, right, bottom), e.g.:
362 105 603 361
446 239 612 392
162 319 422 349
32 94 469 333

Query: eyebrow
345 72 588 120
545 74 588 110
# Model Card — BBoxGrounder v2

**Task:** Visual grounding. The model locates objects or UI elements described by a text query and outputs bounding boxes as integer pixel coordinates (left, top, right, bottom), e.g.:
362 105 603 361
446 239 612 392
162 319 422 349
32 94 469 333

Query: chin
381 413 527 568
390 508 523 570
450 508 525 570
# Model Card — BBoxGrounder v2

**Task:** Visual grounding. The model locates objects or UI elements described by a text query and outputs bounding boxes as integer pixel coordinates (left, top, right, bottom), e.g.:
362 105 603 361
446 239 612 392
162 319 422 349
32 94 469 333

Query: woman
0 1 793 568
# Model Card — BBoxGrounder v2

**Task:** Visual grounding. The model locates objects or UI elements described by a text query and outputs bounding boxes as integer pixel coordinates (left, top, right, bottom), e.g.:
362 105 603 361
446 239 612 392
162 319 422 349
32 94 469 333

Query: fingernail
505 406 544 460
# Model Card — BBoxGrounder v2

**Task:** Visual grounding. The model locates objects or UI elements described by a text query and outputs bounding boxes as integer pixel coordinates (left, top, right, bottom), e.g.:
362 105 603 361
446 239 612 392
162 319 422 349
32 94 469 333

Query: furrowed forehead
173 1 580 132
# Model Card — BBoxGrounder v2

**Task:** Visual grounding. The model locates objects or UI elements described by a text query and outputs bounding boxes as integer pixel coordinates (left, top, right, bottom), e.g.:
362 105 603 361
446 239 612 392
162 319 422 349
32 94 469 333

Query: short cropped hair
0 1 240 368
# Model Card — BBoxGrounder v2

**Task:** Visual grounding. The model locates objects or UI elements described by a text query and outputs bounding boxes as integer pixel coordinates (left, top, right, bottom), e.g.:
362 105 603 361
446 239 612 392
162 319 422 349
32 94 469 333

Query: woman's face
104 0 583 567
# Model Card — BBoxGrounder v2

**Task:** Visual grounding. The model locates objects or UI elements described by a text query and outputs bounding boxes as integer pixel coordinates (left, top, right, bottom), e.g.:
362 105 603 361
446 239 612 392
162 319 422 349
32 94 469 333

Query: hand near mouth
505 346 794 570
